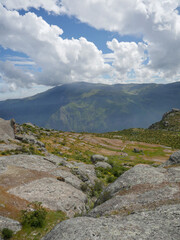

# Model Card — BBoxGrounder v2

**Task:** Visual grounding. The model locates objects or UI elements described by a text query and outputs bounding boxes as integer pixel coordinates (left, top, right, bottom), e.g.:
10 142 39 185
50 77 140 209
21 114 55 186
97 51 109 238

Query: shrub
107 175 116 183
90 180 103 197
1 228 13 239
81 183 88 192
96 191 111 206
21 202 47 228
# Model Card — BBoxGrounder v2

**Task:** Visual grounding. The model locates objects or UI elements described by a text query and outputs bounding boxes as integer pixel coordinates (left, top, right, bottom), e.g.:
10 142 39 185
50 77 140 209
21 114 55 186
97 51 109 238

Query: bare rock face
51 169 83 190
0 118 15 142
0 154 89 218
15 134 45 148
8 178 87 218
42 204 180 240
102 164 166 197
161 150 180 167
0 216 21 233
0 155 57 174
42 162 180 240
88 185 180 218
0 144 21 152
72 162 97 185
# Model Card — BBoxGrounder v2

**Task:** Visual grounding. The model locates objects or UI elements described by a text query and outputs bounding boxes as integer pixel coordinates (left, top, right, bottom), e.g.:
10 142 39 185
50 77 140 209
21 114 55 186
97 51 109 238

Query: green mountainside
1 82 180 132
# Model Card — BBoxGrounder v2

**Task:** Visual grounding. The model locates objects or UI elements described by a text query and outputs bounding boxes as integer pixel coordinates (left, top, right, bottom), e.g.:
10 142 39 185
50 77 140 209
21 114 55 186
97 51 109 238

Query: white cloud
107 39 146 75
1 0 180 95
0 60 34 88
1 0 62 14
60 0 180 81
0 3 110 89
0 83 51 100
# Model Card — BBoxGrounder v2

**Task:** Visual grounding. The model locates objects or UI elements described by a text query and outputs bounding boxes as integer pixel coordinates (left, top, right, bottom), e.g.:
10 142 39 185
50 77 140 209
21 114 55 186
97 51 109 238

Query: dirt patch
83 135 126 150
0 186 28 220
0 165 55 189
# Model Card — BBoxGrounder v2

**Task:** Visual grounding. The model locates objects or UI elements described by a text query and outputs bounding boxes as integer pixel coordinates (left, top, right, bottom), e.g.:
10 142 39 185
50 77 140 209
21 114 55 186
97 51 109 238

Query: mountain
149 108 180 131
1 82 180 132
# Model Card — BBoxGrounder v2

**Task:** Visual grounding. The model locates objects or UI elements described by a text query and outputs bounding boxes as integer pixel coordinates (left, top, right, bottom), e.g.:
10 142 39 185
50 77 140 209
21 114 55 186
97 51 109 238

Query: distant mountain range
1 82 180 133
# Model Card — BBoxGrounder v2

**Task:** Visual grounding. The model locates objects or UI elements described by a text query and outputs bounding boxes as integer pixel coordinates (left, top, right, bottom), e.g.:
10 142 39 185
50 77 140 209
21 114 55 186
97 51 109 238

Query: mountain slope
1 82 180 132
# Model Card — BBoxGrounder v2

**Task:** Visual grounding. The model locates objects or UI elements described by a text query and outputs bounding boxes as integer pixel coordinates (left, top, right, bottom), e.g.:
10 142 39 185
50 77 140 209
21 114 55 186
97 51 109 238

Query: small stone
91 155 108 164
95 162 112 169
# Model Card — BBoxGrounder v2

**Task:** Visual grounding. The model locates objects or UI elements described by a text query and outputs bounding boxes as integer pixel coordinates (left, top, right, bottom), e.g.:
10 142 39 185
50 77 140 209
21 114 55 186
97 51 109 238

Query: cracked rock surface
42 204 180 240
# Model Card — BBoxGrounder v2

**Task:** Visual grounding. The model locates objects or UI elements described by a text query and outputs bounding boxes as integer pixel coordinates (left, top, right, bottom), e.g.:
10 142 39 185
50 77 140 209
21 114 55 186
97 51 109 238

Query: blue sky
0 0 180 100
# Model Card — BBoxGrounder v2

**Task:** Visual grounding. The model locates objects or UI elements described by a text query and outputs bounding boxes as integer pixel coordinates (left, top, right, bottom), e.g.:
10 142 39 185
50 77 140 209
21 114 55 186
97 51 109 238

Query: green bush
81 183 88 192
107 175 116 183
90 180 103 197
1 228 13 239
21 202 47 228
95 191 112 206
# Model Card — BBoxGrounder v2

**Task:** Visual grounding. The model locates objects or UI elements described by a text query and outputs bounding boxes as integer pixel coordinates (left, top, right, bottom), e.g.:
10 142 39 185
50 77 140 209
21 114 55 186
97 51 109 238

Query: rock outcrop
42 155 180 240
149 108 180 131
99 164 166 199
72 162 97 185
161 150 180 167
0 118 15 142
0 216 21 233
42 204 180 240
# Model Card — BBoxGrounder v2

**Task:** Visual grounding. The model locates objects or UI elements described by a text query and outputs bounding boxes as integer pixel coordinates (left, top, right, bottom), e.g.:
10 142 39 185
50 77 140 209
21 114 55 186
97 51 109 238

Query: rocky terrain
149 108 180 131
0 117 179 239
43 158 180 240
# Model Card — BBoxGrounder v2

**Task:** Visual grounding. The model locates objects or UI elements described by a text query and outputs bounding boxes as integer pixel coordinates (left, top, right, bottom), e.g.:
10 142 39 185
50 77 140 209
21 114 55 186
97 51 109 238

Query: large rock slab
51 168 83 190
104 164 166 197
167 166 180 182
0 155 57 173
8 178 87 218
43 154 68 166
42 204 180 240
88 184 180 217
0 118 15 142
0 216 21 233
91 163 180 217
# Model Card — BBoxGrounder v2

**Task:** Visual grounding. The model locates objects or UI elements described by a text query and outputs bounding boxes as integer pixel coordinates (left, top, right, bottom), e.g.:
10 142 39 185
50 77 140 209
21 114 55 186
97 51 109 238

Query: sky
0 0 180 100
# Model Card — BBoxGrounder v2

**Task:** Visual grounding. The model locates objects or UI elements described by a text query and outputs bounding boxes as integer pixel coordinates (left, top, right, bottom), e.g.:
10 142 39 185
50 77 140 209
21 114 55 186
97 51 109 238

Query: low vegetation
21 202 47 228
98 128 180 149
12 206 66 240
1 228 13 240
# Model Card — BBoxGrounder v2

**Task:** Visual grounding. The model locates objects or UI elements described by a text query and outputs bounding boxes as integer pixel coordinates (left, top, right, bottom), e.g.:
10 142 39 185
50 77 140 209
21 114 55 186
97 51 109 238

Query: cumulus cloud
1 0 62 14
1 0 180 94
0 3 110 89
60 0 180 81
107 39 146 76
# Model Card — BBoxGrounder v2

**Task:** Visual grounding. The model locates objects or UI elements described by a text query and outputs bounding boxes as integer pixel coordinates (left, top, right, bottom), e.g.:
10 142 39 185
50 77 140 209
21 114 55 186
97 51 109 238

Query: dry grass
0 186 29 220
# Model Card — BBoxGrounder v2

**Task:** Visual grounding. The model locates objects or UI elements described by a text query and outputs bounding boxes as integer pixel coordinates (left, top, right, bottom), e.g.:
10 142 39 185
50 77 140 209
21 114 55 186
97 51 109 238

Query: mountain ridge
1 81 180 132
